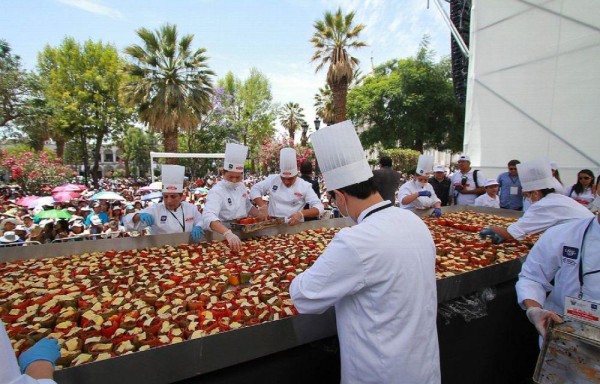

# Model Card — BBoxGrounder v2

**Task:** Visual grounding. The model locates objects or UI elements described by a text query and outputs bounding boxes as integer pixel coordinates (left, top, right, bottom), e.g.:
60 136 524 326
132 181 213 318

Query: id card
510 186 519 195
564 296 600 326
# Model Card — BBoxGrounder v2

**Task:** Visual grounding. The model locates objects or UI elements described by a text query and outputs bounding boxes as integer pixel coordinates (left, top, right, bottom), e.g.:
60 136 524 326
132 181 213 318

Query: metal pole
432 0 470 58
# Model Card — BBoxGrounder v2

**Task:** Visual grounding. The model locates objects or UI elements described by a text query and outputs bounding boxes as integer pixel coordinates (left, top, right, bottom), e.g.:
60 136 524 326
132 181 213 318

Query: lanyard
363 203 393 220
167 205 186 232
578 218 599 298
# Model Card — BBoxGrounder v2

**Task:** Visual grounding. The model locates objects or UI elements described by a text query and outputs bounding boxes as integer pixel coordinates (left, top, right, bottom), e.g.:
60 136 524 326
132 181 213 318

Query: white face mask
336 193 356 226
415 181 425 189
224 180 240 190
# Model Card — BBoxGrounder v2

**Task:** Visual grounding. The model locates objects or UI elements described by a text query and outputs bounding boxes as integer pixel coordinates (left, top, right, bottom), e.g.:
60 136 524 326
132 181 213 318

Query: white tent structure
149 152 225 182
463 0 600 183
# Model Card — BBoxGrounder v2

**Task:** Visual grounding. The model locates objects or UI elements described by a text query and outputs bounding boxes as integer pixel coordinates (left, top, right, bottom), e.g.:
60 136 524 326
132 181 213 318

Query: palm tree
121 24 215 163
310 8 367 123
279 102 306 143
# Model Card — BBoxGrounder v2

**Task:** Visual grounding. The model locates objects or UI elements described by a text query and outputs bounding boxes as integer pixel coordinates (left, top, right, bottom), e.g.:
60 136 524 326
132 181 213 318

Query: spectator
549 161 565 194
299 159 321 221
590 175 600 213
0 231 23 246
14 225 30 242
84 202 109 226
429 165 451 206
565 169 595 207
0 217 20 236
450 155 486 205
497 159 522 210
372 156 402 205
104 220 125 238
474 179 501 208
68 221 87 238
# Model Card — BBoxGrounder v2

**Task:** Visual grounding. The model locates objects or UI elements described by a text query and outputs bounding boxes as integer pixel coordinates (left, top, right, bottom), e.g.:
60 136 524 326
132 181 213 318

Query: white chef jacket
449 169 486 205
398 180 441 209
552 177 565 195
516 216 600 315
290 201 441 384
1 322 56 384
473 193 500 208
123 201 202 235
201 181 253 230
507 193 594 240
249 174 324 218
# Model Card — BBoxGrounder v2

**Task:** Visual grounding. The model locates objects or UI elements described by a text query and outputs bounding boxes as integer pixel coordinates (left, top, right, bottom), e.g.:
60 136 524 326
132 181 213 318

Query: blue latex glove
492 234 506 244
432 208 442 217
418 190 432 197
139 212 154 226
479 227 494 239
191 226 204 241
18 338 60 374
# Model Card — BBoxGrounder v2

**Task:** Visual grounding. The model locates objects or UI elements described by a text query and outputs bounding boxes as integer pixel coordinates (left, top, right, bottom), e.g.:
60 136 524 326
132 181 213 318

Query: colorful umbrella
34 196 56 208
34 209 72 220
89 191 125 201
52 183 86 193
52 191 81 202
194 187 209 196
16 196 40 207
148 181 162 190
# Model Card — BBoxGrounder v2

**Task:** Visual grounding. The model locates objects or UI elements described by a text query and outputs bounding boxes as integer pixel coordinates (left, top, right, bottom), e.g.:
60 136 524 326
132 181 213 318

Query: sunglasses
579 176 592 181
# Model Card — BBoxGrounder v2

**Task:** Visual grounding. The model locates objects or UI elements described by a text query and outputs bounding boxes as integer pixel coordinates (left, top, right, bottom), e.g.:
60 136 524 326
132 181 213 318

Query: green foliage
121 23 215 158
348 37 464 153
380 148 421 173
0 39 29 129
279 102 305 142
122 127 155 177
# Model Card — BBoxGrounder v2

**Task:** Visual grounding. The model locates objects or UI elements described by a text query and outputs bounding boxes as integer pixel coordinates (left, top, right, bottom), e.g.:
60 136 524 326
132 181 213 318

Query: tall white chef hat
279 147 298 178
161 165 185 193
224 143 248 173
416 155 434 176
518 159 554 192
310 120 373 190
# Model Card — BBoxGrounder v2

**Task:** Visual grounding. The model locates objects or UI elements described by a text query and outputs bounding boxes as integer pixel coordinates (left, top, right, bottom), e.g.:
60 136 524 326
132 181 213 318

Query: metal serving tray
1 208 526 384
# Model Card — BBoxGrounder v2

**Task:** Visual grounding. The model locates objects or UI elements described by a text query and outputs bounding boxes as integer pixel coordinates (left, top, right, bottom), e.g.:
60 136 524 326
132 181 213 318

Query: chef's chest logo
242 193 247 198
272 185 278 192
227 198 232 205
185 218 194 222
294 192 303 198
562 246 579 265
160 215 167 222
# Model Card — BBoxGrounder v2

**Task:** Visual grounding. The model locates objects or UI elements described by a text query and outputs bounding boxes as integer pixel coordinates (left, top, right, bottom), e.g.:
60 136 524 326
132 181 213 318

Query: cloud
57 0 124 19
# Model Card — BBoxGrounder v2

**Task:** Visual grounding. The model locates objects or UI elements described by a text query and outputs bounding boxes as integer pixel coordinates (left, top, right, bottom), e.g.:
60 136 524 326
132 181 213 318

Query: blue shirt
497 172 522 210
84 211 110 226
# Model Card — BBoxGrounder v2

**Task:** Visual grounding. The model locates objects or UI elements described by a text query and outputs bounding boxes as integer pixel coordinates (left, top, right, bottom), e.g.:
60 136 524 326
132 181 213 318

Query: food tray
534 318 600 383
230 217 285 233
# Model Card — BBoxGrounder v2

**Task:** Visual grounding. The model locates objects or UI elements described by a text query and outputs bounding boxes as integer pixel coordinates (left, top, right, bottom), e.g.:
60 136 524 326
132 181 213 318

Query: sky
1 0 451 135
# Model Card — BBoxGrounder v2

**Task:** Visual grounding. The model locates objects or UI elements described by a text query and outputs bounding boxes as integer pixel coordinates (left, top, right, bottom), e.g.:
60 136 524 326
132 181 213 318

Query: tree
310 7 367 123
348 37 464 153
122 127 156 177
0 39 29 129
121 23 216 163
379 148 421 173
257 136 314 175
37 38 133 187
314 69 364 126
217 69 277 171
279 102 305 142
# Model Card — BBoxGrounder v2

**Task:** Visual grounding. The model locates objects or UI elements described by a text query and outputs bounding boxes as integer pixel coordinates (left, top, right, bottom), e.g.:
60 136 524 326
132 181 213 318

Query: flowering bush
0 150 77 194
257 137 315 175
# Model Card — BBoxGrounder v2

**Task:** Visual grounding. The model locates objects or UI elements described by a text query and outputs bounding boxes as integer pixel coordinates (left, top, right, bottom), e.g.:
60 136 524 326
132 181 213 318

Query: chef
481 159 594 243
1 320 60 383
250 147 323 225
516 214 600 338
123 165 204 241
397 155 442 217
202 143 262 252
290 121 440 384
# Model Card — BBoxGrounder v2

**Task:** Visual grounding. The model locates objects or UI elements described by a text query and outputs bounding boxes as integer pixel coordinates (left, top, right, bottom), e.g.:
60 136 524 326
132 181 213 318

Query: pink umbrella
53 191 81 202
16 196 40 207
52 183 88 193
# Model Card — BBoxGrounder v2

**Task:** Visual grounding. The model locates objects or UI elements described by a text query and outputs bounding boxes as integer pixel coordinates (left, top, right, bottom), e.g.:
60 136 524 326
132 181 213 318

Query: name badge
565 296 600 326
510 186 519 195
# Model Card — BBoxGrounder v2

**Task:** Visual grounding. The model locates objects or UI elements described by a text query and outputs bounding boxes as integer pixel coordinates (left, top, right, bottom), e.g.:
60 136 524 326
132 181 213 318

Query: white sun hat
161 165 185 193
433 164 446 173
224 143 248 173
310 120 373 190
279 147 298 178
416 155 434 176
484 179 499 187
518 159 554 192
0 231 19 243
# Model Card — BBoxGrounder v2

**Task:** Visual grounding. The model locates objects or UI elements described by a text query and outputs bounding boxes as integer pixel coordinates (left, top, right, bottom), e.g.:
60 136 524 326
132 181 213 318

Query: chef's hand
18 338 60 374
432 208 442 217
418 190 432 197
492 234 506 244
257 206 268 221
526 307 563 337
287 211 304 226
223 230 242 252
190 226 204 241
139 212 154 226
479 227 494 239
